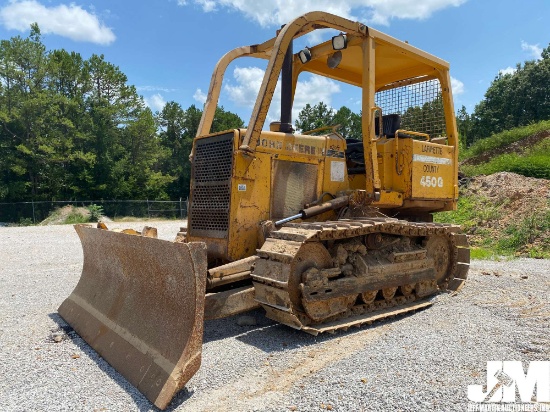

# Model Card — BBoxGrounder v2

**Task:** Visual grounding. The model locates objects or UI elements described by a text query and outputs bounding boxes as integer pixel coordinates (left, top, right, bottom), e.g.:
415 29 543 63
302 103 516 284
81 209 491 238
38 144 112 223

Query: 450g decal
420 176 443 188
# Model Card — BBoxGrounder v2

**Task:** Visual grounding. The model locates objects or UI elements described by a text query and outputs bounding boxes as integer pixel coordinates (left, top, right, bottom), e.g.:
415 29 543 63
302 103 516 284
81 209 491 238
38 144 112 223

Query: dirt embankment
461 130 550 166
39 205 91 225
461 172 549 253
467 172 549 220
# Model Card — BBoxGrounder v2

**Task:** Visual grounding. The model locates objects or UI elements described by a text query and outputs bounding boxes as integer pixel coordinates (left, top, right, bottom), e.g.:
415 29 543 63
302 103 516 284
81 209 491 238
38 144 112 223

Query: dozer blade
58 225 207 410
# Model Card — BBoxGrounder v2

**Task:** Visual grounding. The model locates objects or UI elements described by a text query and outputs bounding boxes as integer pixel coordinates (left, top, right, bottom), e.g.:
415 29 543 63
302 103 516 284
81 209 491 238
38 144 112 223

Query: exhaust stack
279 39 293 133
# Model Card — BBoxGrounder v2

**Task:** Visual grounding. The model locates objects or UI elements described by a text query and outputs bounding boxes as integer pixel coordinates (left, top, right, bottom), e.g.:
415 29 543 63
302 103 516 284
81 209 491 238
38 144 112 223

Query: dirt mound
39 205 91 225
462 172 549 254
461 130 550 166
465 172 548 218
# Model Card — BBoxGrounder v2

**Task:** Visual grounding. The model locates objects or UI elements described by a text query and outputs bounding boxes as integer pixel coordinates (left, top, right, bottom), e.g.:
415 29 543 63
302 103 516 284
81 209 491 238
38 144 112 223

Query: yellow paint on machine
411 140 455 200
59 11 469 411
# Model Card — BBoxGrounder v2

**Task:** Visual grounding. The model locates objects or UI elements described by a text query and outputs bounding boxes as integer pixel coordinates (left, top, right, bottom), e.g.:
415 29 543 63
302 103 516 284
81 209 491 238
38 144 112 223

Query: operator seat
345 114 401 174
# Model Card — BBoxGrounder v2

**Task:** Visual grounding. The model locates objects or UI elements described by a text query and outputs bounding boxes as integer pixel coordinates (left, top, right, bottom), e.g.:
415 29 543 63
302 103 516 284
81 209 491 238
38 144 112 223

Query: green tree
158 103 244 199
0 24 175 202
0 24 244 206
113 107 173 199
332 106 362 140
456 105 472 147
84 54 137 197
159 101 190 199
47 49 95 198
401 94 445 138
295 102 334 133
295 102 361 139
470 44 550 141
0 23 53 200
212 106 244 133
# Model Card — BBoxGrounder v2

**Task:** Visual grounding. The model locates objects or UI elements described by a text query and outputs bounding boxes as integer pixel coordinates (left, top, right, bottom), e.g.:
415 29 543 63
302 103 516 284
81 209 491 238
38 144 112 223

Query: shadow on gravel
202 308 275 343
217 307 427 355
47 304 428 410
48 312 169 412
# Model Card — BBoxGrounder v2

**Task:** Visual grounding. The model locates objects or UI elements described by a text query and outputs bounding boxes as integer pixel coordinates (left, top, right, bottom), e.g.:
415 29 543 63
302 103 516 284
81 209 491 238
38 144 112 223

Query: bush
87 204 104 222
64 210 90 224
18 217 33 226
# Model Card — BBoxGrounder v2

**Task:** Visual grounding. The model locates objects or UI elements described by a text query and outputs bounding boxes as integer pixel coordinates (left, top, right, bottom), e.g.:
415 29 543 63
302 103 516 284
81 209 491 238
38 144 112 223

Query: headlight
332 34 347 50
298 48 312 64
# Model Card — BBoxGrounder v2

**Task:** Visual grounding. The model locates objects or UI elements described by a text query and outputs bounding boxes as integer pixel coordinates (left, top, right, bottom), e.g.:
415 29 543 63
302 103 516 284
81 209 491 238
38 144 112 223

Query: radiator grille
271 160 318 219
189 133 234 238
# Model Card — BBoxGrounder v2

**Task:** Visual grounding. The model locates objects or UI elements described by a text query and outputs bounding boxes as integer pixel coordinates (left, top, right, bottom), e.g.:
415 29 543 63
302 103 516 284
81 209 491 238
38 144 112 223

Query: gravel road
1 222 548 412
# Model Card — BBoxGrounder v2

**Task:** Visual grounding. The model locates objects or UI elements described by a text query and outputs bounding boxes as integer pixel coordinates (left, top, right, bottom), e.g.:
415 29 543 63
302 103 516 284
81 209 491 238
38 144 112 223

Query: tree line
0 25 243 203
458 44 550 145
1 25 548 203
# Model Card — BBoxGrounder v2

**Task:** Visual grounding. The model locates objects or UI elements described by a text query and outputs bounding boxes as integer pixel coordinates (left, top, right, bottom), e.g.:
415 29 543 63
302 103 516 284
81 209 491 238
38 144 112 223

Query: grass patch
526 247 550 259
433 195 504 232
462 138 550 178
470 247 499 260
461 120 550 161
496 210 550 256
434 192 550 259
63 210 90 224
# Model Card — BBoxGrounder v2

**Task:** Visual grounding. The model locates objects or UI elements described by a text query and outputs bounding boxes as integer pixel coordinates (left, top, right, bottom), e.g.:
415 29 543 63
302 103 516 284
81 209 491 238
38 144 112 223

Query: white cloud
365 0 466 25
223 66 340 124
499 66 516 76
137 85 177 93
450 76 464 95
144 93 166 112
224 66 266 107
0 0 115 45
177 0 467 27
521 41 542 60
197 0 217 12
293 75 340 119
193 88 208 104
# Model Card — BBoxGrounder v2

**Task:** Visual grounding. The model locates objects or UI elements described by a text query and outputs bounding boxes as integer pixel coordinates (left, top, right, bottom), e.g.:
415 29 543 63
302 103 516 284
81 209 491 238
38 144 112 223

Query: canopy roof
294 28 450 91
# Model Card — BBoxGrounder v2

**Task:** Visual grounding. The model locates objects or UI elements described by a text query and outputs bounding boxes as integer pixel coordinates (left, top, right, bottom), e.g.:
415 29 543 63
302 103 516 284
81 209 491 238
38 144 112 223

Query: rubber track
251 218 470 335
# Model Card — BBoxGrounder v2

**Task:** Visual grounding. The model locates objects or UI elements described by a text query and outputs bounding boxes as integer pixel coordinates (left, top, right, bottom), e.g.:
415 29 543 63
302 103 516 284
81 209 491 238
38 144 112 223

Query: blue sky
0 0 548 125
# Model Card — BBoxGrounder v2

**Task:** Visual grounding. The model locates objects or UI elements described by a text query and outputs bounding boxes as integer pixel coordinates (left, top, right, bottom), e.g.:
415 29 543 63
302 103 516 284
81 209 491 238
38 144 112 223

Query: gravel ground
0 222 548 412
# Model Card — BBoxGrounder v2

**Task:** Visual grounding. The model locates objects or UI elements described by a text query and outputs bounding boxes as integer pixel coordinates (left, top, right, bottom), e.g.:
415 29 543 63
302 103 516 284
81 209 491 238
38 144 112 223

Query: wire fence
0 199 189 224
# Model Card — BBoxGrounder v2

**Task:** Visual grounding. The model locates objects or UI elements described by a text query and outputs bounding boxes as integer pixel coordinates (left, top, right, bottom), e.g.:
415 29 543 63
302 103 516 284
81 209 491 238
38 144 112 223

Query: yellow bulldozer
58 11 470 409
